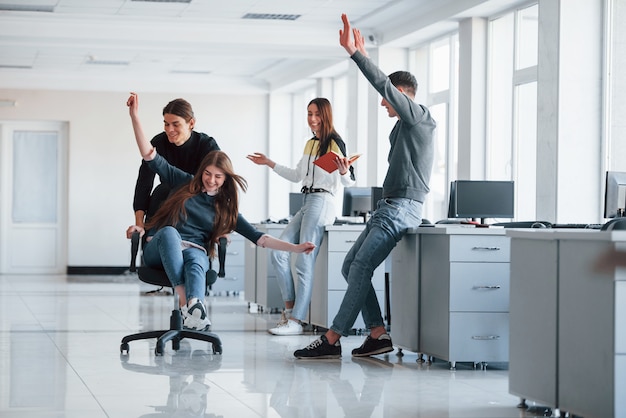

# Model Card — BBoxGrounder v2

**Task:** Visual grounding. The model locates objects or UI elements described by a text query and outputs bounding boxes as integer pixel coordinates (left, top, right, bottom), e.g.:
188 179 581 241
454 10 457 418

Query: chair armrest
130 231 140 272
217 237 227 277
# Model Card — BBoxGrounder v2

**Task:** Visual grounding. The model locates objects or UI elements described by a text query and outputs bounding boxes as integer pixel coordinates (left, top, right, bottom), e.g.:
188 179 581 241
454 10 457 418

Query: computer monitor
371 187 383 212
447 180 515 223
603 171 626 218
289 192 304 217
342 187 372 218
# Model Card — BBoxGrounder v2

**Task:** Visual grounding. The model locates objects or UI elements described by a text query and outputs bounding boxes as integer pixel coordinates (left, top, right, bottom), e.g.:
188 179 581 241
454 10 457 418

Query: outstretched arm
247 152 276 169
126 92 154 159
339 13 368 58
257 235 315 254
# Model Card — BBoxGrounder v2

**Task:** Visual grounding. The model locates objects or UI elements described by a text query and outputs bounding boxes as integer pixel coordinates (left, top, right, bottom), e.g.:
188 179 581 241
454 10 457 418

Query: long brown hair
309 98 341 156
146 151 247 258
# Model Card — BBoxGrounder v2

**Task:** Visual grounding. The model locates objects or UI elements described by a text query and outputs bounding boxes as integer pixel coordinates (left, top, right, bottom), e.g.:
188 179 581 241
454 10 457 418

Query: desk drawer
449 236 510 262
327 231 362 252
225 238 244 263
449 262 509 311
449 312 509 362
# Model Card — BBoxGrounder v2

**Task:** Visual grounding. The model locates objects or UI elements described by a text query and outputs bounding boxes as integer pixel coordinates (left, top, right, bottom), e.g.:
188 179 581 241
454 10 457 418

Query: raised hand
339 13 357 55
126 91 152 158
127 92 139 118
353 28 369 58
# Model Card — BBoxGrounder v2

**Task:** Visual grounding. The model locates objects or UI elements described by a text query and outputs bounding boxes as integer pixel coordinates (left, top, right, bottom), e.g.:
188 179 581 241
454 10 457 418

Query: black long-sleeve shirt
132 131 220 213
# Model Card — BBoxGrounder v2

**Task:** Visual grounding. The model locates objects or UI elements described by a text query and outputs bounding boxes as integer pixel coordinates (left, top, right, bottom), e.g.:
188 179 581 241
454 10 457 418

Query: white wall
0 89 268 267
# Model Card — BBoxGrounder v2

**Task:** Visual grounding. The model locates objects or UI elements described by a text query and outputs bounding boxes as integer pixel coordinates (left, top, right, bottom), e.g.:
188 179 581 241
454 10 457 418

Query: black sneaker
294 335 341 359
351 334 394 357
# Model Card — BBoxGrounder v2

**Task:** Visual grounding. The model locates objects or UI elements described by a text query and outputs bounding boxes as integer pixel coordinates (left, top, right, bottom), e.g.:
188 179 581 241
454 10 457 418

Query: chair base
120 308 222 356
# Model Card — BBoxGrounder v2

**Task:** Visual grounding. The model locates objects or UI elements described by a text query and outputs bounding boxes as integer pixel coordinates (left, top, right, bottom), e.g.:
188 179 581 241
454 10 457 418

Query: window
487 3 538 220
412 34 459 222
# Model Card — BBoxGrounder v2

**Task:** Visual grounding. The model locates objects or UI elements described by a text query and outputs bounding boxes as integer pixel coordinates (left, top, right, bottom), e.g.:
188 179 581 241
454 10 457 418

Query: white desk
507 229 626 418
244 224 287 313
390 225 510 368
245 223 385 331
309 224 385 331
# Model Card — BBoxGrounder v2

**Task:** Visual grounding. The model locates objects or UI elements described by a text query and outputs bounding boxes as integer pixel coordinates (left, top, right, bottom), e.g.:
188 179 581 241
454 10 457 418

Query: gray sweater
351 51 436 203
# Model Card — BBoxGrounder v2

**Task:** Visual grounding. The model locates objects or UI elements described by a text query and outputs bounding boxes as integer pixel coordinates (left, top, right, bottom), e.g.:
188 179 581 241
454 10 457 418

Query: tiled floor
0 274 553 418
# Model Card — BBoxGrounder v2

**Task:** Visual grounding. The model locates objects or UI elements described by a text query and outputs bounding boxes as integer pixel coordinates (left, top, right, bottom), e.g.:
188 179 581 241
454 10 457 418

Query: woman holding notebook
247 98 357 335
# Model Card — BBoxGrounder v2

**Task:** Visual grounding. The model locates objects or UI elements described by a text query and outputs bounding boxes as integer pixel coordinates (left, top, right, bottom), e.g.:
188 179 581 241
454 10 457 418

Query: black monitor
603 171 626 218
371 187 383 212
289 192 304 217
447 180 515 223
342 187 372 218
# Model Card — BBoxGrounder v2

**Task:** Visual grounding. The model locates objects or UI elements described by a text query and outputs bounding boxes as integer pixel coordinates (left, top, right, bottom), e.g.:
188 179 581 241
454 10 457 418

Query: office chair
120 232 225 356
601 217 626 231
491 220 552 228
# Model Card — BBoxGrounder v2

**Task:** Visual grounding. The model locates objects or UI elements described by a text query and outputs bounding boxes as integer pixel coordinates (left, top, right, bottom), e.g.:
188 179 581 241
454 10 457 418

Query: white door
0 121 68 274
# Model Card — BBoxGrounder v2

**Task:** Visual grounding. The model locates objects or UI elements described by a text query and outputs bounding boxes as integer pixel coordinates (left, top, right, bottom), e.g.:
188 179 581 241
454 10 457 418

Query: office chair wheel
212 343 222 355
120 342 130 355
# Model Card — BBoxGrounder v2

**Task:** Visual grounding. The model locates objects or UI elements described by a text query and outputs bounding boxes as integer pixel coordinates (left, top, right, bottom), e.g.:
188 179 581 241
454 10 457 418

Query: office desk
310 224 385 331
244 224 287 313
244 223 383 329
507 229 626 418
390 226 510 368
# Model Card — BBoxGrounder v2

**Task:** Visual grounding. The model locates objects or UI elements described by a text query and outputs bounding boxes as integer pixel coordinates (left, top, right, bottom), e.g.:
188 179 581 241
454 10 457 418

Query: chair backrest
601 218 626 231
491 220 552 228
130 232 224 288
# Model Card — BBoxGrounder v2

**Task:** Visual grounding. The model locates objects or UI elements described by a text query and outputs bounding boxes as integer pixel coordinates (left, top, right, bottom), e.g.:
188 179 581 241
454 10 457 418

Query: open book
313 151 362 173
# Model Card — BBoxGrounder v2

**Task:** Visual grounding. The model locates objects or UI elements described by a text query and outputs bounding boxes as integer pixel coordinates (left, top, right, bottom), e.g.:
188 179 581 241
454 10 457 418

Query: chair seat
137 266 217 288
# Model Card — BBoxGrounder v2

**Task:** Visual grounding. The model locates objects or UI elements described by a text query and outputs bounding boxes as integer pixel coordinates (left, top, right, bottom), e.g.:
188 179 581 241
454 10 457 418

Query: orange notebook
313 151 362 173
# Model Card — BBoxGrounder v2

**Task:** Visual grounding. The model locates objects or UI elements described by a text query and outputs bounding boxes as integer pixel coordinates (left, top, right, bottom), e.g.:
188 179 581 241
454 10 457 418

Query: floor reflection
0 274 538 417
120 342 222 418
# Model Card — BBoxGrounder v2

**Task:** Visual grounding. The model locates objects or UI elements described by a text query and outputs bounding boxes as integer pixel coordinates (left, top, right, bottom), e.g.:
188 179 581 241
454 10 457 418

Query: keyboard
551 223 603 229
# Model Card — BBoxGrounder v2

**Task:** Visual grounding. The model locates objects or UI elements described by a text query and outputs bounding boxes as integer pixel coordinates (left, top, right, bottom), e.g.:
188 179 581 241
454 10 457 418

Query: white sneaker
181 301 211 331
269 319 303 335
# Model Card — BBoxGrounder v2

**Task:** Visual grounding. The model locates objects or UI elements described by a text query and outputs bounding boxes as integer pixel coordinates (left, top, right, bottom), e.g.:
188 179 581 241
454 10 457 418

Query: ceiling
0 0 525 94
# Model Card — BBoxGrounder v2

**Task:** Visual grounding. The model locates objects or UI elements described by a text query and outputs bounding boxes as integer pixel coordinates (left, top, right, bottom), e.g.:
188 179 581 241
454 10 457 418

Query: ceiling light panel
242 13 301 21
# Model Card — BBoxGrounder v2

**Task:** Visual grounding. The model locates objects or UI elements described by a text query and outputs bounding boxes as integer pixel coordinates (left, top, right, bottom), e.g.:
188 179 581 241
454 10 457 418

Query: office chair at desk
120 232 224 356
601 217 626 231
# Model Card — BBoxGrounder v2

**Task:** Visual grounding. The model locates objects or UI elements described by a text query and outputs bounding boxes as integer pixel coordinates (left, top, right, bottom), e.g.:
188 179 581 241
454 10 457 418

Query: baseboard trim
67 266 128 275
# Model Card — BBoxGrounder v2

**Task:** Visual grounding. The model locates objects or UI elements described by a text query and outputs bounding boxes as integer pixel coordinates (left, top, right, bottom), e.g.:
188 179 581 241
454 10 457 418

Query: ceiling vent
0 4 54 12
242 13 301 21
0 64 33 69
131 0 192 2
86 58 129 66
171 70 212 75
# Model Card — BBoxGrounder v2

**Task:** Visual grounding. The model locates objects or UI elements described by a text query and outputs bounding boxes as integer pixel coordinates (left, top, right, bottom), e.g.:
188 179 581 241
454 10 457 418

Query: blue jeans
142 226 209 302
331 197 423 337
271 192 335 321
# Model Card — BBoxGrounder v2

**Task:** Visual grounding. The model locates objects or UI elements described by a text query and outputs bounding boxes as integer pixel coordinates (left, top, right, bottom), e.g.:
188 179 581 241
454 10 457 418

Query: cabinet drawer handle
345 240 357 244
472 285 501 290
223 276 239 281
471 335 500 340
227 251 240 256
471 246 501 251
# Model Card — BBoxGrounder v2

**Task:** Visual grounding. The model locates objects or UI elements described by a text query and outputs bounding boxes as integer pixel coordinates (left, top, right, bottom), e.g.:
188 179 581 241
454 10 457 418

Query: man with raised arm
294 14 436 359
